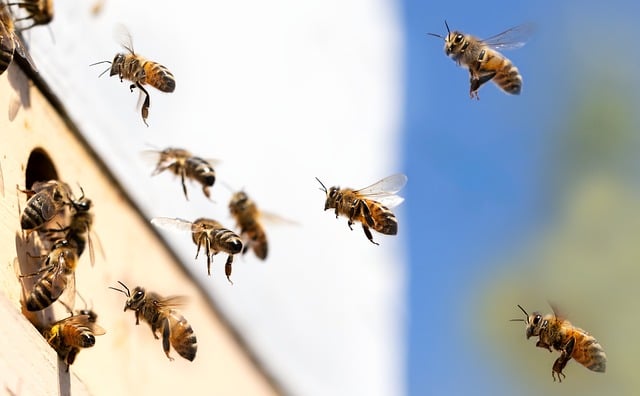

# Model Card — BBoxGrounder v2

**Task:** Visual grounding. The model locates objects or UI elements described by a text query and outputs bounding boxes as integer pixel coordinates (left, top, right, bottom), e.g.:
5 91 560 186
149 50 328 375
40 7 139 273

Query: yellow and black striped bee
229 190 268 260
109 281 197 362
8 0 53 29
0 2 37 75
428 21 530 99
19 180 73 231
42 313 105 371
146 147 217 200
91 27 175 126
22 238 77 311
316 174 407 245
512 304 607 382
151 217 243 284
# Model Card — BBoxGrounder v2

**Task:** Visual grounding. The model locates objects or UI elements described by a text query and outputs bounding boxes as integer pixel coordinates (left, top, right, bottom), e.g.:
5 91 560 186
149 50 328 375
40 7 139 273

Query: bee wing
260 211 300 226
156 295 188 310
151 217 202 233
113 23 134 53
482 23 534 50
12 33 38 73
88 321 106 336
355 173 408 198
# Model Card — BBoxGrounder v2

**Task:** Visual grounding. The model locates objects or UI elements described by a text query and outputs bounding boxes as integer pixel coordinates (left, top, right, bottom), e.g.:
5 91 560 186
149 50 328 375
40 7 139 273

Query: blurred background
14 0 640 394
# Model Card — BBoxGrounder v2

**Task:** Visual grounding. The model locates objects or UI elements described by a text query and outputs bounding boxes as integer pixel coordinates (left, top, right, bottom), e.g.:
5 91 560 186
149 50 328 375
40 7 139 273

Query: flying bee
229 190 268 260
428 21 530 99
7 0 53 30
0 3 37 75
145 147 217 200
316 173 407 245
151 217 243 284
512 304 607 382
42 314 105 371
19 180 73 231
91 27 175 126
109 281 197 362
21 238 78 311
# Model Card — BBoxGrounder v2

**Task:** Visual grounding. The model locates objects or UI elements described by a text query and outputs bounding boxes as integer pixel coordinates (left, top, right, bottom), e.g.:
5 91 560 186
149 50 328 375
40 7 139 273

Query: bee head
511 304 544 339
230 191 248 209
109 281 144 311
315 177 339 210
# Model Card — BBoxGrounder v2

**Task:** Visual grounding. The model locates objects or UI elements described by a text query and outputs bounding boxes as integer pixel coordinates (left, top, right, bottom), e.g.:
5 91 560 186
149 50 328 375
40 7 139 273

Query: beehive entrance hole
25 148 58 189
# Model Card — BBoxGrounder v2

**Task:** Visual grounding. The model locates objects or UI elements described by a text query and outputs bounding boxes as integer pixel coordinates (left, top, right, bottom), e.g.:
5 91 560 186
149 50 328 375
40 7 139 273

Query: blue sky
402 1 640 394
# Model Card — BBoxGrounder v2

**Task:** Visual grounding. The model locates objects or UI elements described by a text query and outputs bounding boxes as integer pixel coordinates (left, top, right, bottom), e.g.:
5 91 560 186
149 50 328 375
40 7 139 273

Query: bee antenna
426 32 444 39
108 281 130 297
89 60 111 67
444 20 451 35
315 177 327 193
516 304 529 317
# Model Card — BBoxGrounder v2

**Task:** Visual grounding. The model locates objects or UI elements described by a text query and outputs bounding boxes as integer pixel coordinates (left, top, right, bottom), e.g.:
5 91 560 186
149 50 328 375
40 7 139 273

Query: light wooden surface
0 63 280 395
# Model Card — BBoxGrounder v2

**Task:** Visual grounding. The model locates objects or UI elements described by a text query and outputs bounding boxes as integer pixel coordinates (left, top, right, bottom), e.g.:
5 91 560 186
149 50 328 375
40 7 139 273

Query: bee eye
134 291 144 299
533 315 541 325
454 34 464 44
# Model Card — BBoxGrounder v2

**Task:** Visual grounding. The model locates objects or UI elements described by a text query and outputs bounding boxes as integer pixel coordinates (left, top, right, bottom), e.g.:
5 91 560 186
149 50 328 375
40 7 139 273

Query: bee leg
535 340 553 352
180 168 189 200
225 255 234 285
161 317 174 361
361 224 379 245
469 71 496 100
552 337 575 382
135 82 150 127
135 310 141 325
360 201 376 228
347 220 354 230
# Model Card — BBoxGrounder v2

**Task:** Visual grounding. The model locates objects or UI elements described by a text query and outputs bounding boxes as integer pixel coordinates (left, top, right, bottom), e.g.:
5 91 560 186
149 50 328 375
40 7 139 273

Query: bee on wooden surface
42 313 105 371
109 281 196 362
316 174 407 245
229 190 268 260
91 27 175 126
151 217 243 284
428 21 530 99
0 3 37 75
512 304 607 382
19 180 73 231
8 0 53 29
145 147 217 200
21 238 78 311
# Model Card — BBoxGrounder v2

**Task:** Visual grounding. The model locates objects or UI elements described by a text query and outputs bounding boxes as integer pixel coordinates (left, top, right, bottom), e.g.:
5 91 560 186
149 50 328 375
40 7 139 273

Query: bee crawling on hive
42 313 106 371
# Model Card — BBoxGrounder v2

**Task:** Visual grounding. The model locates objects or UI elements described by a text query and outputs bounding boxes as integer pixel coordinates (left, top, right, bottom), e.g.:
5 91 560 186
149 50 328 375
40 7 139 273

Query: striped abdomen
168 312 197 361
477 49 522 94
211 227 244 255
142 60 175 92
366 200 398 235
570 329 607 373
185 157 216 187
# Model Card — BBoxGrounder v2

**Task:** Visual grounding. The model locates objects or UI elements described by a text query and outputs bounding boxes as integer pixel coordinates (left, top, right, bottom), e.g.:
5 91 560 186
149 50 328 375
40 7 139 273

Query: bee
316 173 407 245
151 217 243 284
147 148 217 200
109 281 197 362
22 238 78 311
8 0 53 29
42 314 105 371
0 3 37 75
428 21 530 99
229 190 268 260
19 180 73 231
512 304 607 382
91 27 175 126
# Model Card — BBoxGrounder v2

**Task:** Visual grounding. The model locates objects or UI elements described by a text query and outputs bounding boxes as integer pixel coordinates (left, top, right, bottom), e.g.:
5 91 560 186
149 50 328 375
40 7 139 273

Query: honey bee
0 3 37 75
109 281 197 361
512 304 607 382
316 173 407 245
22 238 77 311
151 217 243 284
42 313 105 371
146 147 217 200
428 21 530 99
8 0 53 29
229 190 268 260
91 27 175 126
19 180 73 231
